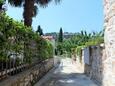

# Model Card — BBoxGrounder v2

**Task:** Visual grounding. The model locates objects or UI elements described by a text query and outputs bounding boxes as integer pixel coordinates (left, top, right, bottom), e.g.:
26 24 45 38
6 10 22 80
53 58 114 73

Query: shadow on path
35 58 98 86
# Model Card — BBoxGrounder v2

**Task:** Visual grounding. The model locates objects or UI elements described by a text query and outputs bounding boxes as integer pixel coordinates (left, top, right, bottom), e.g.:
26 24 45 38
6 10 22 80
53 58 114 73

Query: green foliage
85 36 104 46
0 13 53 63
57 28 64 55
76 46 85 62
36 37 53 60
0 0 4 4
57 30 104 60
57 42 63 55
0 0 5 11
46 41 53 58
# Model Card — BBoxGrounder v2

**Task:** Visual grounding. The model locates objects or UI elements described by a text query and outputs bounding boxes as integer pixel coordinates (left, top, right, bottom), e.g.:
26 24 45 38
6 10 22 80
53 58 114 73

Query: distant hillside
44 32 76 40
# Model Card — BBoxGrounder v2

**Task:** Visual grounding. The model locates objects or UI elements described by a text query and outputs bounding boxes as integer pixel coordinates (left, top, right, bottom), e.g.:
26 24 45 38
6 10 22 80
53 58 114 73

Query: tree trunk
23 0 34 27
0 3 3 10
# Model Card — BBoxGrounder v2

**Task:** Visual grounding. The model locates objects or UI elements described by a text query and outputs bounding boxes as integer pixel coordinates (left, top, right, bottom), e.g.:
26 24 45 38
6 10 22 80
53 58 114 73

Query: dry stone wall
84 0 115 85
0 58 55 86
83 45 105 86
104 0 115 86
81 44 114 86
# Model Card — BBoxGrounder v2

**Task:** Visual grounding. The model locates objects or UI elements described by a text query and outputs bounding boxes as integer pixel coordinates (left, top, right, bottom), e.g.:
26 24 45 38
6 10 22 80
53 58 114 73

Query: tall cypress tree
36 25 43 36
57 27 63 55
58 27 63 42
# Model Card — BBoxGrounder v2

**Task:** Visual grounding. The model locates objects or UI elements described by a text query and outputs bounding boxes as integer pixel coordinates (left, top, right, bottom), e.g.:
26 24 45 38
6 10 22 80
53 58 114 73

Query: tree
58 27 63 42
0 13 54 74
36 25 43 36
57 27 63 55
8 0 61 27
0 0 4 10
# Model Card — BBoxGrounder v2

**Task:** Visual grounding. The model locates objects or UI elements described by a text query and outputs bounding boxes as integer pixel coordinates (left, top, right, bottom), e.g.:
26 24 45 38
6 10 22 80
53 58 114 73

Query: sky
6 0 104 33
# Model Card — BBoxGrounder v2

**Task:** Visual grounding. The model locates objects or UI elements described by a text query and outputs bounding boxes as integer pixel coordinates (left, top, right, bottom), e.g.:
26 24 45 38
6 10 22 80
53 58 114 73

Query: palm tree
0 0 4 11
8 0 61 27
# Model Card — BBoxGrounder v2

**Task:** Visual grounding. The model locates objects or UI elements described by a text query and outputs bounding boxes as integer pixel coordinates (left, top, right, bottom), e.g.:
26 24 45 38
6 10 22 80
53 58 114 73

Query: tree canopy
36 25 43 36
0 13 53 63
8 0 61 27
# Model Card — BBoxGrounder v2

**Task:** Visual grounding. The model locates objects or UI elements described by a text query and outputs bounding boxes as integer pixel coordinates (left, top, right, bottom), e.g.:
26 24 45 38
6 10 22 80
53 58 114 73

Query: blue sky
6 0 104 33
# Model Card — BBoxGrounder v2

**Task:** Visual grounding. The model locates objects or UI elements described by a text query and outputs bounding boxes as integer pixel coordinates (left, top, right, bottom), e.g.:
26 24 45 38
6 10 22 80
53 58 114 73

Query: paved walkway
35 58 98 86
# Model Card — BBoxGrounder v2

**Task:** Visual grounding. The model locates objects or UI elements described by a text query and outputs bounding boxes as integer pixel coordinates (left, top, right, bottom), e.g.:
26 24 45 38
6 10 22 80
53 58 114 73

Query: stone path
35 58 98 86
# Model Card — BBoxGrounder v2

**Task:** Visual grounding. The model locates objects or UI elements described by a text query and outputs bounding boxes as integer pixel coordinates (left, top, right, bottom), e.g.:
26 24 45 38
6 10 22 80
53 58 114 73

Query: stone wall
83 45 105 85
81 0 115 86
81 44 115 86
0 58 57 86
104 0 115 86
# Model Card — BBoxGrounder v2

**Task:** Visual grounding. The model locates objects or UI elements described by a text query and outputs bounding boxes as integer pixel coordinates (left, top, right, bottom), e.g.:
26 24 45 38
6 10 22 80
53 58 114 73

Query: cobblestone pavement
35 58 98 86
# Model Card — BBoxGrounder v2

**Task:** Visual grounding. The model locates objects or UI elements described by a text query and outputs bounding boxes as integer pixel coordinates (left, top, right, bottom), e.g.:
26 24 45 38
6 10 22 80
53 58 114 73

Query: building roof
42 36 54 41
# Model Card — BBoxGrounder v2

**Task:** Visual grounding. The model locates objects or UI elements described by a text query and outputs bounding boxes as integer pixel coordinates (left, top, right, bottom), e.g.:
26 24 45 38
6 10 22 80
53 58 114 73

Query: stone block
112 60 115 74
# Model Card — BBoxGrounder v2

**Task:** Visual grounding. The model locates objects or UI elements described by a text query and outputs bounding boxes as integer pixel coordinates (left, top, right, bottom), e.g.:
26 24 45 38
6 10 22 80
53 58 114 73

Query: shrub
0 13 53 64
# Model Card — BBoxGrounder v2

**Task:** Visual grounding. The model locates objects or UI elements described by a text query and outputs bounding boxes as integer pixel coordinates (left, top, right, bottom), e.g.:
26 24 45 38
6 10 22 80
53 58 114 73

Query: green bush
0 13 53 64
85 36 104 46
36 37 53 60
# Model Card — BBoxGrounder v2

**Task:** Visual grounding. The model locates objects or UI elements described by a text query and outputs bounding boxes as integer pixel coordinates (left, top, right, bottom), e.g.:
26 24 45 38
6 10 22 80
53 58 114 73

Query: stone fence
83 45 105 86
0 58 60 86
76 44 106 86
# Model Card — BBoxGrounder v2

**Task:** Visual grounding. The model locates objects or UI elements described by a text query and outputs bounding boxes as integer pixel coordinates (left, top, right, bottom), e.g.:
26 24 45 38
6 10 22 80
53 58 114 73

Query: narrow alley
35 58 98 86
